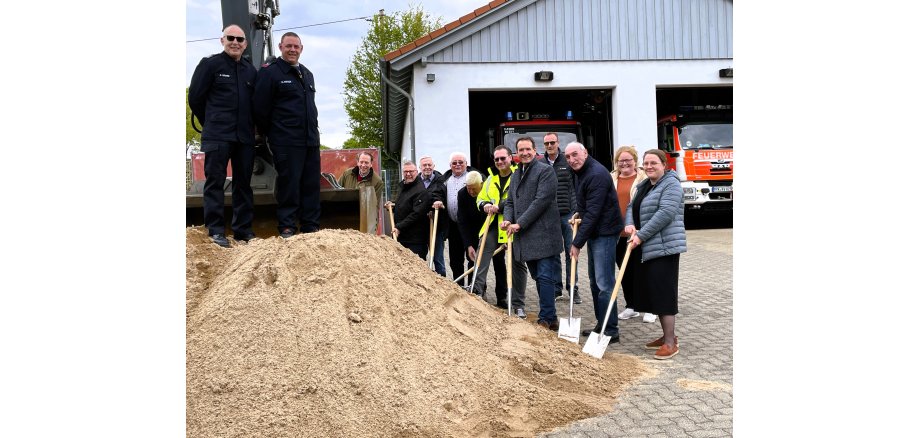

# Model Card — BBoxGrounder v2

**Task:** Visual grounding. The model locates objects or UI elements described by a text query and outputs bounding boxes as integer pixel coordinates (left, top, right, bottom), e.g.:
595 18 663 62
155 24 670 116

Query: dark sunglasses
450 161 465 165
543 141 557 146
494 156 508 162
225 35 246 42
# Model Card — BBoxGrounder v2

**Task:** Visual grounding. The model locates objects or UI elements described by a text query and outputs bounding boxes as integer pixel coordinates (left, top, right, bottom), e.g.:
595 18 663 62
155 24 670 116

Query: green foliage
342 137 362 149
343 6 441 168
186 88 201 149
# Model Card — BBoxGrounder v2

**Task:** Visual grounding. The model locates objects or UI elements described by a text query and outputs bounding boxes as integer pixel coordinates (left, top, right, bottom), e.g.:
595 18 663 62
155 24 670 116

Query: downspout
379 60 415 164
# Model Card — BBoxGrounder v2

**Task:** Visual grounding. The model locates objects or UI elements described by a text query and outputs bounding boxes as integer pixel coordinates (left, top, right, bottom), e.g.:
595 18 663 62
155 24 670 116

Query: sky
186 0 488 149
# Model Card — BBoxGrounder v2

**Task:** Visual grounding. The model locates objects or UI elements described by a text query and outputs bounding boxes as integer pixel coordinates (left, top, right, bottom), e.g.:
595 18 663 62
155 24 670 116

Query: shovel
427 209 439 270
386 203 396 240
452 244 505 283
558 216 582 343
505 235 513 316
583 241 633 359
467 212 494 294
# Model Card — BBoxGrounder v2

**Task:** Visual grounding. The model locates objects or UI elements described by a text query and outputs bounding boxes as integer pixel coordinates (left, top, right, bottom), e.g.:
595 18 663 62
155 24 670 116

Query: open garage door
468 89 614 173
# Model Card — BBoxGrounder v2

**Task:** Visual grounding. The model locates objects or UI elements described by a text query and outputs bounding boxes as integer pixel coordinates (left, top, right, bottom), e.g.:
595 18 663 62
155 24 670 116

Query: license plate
711 186 732 192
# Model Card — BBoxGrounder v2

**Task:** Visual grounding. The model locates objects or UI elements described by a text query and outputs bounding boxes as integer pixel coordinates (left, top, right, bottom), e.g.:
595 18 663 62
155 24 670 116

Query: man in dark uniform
253 31 321 238
386 160 432 260
188 24 258 247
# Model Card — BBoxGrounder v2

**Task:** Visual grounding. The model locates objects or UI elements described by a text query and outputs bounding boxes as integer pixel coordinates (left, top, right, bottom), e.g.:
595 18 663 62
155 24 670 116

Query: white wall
400 59 732 171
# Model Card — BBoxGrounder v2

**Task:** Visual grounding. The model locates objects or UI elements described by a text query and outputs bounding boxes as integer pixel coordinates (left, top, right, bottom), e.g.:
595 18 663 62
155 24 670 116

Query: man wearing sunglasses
189 25 258 248
473 146 526 315
253 32 321 238
542 132 582 305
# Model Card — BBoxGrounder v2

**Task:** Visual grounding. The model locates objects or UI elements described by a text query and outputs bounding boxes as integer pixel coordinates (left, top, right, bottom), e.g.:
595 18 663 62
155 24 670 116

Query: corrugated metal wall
429 0 732 63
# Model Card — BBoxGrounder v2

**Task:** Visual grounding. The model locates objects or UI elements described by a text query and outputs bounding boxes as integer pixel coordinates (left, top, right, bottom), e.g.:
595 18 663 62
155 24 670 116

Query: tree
186 87 201 151
342 6 441 167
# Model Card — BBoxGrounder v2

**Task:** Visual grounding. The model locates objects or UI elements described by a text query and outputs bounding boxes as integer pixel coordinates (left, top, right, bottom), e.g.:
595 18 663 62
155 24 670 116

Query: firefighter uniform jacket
188 51 257 144
252 58 320 147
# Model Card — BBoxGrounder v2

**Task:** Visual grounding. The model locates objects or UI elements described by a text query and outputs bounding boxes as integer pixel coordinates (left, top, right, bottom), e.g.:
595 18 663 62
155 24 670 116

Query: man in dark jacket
542 132 581 303
501 137 563 329
437 153 476 281
565 142 624 342
188 24 258 247
253 32 321 238
419 155 447 276
387 160 431 260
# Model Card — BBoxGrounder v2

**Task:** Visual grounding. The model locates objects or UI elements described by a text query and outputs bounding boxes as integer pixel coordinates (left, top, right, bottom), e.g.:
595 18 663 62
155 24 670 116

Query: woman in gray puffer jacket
624 149 686 360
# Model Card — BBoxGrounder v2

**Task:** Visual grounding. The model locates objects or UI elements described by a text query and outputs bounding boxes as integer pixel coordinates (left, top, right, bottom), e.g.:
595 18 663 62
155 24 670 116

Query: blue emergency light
506 111 513 121
566 110 573 120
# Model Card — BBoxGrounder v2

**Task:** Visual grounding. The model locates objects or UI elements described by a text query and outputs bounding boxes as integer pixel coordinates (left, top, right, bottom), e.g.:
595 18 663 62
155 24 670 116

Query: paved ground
452 226 733 437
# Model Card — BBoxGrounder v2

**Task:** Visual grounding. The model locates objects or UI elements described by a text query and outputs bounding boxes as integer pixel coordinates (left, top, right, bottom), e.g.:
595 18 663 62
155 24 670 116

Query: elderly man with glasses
434 152 477 281
385 160 432 260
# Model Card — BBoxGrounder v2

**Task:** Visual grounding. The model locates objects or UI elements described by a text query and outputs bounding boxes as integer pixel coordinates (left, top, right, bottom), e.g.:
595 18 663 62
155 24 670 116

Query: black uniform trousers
271 145 321 233
203 141 255 237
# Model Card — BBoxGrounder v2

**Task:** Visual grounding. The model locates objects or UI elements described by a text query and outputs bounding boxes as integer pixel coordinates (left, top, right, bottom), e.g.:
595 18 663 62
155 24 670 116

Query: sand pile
186 227 647 437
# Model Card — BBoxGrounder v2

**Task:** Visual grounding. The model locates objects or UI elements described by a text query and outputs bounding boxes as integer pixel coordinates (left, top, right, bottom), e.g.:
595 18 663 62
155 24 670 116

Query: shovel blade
582 332 612 359
558 317 581 344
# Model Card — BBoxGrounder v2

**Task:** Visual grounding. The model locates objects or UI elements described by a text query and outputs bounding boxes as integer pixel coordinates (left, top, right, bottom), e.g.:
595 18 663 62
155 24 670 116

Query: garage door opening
468 89 614 173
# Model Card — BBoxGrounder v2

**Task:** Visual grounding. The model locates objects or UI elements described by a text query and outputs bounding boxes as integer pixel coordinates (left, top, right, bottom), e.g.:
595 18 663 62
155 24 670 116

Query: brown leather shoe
654 343 679 360
645 336 679 350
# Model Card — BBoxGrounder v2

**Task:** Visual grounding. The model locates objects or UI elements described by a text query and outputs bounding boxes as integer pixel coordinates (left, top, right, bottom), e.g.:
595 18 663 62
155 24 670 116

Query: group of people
189 25 320 247
387 136 686 360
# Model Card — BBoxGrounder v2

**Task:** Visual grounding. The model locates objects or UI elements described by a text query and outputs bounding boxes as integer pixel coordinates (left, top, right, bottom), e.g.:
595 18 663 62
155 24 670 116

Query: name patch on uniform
281 80 293 84
219 73 231 78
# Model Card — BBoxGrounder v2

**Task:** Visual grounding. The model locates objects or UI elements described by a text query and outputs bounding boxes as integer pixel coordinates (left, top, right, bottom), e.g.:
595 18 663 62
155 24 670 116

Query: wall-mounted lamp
719 68 733 78
534 71 554 82
426 73 436 83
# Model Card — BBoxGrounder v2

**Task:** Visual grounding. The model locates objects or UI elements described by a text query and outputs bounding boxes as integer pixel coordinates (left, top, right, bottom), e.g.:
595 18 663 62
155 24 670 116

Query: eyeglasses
450 161 465 165
494 156 508 162
543 141 557 146
403 170 417 174
617 159 634 164
225 35 246 42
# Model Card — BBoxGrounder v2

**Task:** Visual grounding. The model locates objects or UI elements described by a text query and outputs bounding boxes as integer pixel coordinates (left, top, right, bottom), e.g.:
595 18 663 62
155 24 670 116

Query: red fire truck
657 105 733 214
486 110 584 165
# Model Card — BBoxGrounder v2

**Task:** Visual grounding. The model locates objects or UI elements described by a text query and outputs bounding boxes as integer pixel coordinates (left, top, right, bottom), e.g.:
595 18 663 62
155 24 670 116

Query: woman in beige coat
610 146 654 323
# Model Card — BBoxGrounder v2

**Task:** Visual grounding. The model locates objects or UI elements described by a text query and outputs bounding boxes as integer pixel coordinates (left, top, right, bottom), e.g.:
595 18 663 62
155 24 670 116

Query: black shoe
495 300 508 309
301 226 319 233
280 228 296 239
603 332 620 343
573 293 583 304
581 324 602 337
234 232 257 242
210 234 230 248
549 319 560 331
554 291 563 301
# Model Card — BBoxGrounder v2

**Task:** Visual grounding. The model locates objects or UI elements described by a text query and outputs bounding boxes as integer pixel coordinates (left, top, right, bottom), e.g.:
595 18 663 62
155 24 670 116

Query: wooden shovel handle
386 203 396 240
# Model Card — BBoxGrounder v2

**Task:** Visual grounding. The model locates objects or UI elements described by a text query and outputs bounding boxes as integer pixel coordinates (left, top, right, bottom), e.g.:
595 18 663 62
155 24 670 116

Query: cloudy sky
186 0 488 149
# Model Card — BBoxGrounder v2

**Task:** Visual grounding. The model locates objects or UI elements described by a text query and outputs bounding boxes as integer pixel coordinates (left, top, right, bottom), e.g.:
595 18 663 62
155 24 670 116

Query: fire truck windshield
504 132 579 155
679 123 732 150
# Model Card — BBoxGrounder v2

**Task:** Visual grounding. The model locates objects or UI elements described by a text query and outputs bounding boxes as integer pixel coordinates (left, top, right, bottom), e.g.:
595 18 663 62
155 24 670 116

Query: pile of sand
186 227 647 437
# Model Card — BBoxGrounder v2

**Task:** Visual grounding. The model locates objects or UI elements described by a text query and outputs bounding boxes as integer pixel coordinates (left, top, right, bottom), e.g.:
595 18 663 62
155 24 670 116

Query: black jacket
252 58 320 147
456 185 483 250
421 170 448 230
572 156 624 248
542 153 577 215
394 177 432 245
188 51 257 144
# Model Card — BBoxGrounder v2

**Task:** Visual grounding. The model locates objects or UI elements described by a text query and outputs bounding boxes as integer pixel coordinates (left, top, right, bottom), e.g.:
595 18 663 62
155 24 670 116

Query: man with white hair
386 160 431 260
436 152 476 280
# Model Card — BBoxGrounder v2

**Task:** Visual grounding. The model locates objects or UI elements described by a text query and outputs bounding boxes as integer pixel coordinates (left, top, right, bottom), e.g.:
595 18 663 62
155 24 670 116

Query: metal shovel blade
582 332 612 359
558 317 581 344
